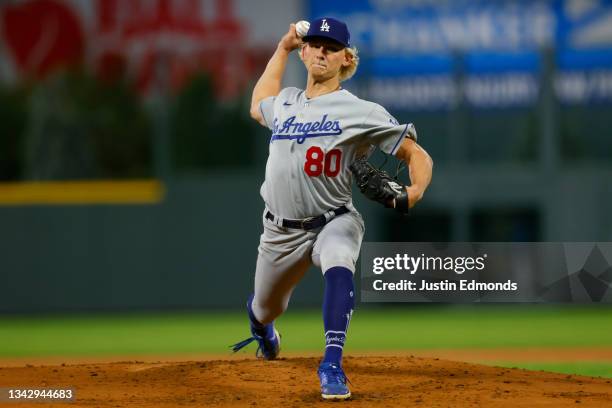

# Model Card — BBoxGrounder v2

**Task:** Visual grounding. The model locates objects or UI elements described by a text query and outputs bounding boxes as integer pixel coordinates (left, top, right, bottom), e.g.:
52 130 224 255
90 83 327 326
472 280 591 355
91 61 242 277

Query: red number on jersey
324 149 341 177
304 147 342 177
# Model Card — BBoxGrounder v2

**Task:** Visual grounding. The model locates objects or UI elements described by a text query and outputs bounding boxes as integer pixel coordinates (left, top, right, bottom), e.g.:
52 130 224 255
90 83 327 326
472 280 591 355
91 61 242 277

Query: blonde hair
339 46 359 82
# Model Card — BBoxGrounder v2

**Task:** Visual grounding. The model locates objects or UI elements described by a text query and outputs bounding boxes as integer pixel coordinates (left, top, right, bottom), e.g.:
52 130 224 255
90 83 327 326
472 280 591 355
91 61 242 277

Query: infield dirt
2 355 612 407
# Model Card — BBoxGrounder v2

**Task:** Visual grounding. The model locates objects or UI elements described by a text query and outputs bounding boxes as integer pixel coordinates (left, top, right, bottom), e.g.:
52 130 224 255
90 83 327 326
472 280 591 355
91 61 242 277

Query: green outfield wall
1 168 611 313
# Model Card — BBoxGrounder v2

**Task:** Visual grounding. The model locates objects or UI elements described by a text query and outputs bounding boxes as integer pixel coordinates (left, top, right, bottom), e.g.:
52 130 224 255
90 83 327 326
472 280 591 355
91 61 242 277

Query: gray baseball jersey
259 87 415 219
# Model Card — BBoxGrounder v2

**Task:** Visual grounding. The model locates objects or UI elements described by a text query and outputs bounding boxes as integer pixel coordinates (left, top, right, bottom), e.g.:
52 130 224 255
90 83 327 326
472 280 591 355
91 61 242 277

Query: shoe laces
319 363 351 385
230 337 256 353
230 334 276 359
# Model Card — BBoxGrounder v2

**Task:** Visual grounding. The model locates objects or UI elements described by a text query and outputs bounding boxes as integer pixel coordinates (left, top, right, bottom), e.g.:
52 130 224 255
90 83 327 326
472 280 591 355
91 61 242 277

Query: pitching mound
1 356 611 407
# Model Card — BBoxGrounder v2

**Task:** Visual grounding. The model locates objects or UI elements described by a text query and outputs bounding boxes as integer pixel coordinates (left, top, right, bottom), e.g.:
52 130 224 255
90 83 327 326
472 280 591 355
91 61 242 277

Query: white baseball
295 20 310 38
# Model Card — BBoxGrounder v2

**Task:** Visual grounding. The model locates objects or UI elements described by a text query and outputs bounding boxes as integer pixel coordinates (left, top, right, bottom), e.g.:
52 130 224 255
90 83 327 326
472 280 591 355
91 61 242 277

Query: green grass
287 306 612 350
1 305 612 377
492 362 612 379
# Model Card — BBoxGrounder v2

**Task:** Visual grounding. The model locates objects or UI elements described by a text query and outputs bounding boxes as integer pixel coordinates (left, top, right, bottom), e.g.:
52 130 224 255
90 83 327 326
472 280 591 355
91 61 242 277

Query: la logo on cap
303 17 351 47
320 19 330 32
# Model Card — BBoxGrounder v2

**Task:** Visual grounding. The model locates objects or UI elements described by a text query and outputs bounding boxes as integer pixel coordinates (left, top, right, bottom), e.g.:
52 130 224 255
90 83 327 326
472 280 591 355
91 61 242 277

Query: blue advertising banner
309 0 554 54
308 0 612 109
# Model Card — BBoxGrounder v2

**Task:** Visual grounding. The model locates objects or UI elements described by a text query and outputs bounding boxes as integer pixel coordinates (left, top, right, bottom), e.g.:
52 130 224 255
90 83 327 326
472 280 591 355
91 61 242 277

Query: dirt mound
1 356 611 407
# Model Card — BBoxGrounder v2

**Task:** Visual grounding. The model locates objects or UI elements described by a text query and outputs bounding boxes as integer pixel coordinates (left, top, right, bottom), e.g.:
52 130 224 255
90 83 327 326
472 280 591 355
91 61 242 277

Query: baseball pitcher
231 17 433 400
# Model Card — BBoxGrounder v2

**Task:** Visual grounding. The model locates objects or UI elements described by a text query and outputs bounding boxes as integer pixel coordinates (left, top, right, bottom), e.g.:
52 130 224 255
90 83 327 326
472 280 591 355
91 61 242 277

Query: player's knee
319 245 358 274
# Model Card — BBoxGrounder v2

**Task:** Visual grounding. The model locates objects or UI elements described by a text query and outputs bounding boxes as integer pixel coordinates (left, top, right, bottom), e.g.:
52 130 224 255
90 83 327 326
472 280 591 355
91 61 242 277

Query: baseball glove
350 157 409 214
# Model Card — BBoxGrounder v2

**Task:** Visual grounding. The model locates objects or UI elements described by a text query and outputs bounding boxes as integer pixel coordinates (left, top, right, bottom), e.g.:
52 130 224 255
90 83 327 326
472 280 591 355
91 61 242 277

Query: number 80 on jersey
304 146 342 177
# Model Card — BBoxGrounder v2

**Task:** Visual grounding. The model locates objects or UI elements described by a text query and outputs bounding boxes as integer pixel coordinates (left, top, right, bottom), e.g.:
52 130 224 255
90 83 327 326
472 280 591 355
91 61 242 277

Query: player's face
302 39 349 80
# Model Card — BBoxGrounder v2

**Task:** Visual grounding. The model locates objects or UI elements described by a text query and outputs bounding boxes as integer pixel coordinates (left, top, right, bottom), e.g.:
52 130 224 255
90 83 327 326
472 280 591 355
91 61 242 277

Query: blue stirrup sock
247 294 274 339
322 266 355 365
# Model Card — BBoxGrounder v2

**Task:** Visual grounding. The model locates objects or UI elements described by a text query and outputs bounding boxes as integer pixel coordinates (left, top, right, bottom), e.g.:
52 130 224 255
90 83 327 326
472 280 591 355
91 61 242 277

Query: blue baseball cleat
318 361 351 400
230 295 281 360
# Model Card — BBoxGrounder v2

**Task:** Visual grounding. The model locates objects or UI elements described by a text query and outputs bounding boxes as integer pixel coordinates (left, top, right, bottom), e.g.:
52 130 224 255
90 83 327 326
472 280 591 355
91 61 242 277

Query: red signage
1 0 260 98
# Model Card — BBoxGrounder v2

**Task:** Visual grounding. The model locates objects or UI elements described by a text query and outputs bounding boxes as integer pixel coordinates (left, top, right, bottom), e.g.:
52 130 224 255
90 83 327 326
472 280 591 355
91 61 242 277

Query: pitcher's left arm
395 137 433 208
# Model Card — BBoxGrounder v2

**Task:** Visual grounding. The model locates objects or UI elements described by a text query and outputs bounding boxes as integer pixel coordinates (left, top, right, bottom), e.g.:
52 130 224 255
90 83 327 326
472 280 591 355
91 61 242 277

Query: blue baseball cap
302 17 350 48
